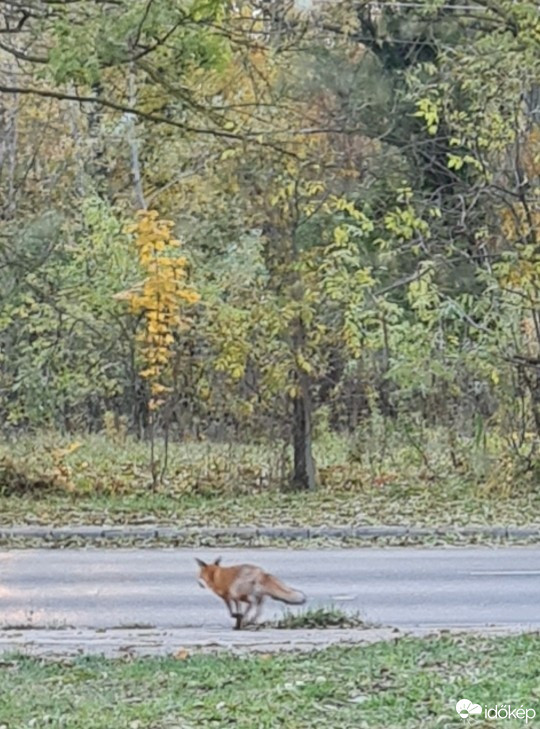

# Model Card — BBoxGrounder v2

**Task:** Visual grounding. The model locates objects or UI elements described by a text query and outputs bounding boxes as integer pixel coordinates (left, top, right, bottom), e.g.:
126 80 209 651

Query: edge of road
0 524 539 541
0 625 535 658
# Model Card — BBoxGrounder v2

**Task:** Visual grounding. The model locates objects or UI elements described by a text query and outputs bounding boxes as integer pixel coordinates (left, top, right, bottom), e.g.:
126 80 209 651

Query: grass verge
0 432 539 532
0 633 538 728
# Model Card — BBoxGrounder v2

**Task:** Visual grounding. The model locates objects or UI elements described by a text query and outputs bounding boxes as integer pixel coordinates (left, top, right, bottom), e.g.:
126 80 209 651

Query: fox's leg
251 596 264 624
240 595 263 626
243 596 264 626
223 597 237 618
223 597 244 629
241 600 254 625
233 600 244 630
235 599 258 630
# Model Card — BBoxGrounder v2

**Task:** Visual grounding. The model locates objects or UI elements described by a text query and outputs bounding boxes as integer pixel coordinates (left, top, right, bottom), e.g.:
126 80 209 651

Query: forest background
0 0 539 524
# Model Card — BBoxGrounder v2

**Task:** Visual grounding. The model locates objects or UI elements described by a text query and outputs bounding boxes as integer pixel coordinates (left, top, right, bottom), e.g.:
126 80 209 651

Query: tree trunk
127 65 147 210
291 371 317 491
86 82 109 197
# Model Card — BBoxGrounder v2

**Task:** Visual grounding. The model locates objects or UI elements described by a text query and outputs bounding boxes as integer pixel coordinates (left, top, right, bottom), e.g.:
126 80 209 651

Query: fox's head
195 556 222 589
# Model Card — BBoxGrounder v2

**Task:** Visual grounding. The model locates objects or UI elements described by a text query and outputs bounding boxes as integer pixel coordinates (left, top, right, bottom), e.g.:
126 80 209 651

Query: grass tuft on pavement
266 606 370 630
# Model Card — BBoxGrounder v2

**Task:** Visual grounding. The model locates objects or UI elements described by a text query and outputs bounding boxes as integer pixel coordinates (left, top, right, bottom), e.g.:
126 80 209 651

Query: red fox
196 557 306 629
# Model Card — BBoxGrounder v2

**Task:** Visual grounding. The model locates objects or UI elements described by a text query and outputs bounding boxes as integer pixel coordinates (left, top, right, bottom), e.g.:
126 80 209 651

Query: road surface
0 547 539 630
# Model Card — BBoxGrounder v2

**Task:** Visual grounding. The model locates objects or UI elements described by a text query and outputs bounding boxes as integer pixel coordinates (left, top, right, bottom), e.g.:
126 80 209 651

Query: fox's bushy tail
263 574 306 605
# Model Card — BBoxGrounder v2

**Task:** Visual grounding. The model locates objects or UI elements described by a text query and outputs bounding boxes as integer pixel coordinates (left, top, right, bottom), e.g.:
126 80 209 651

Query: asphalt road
0 547 539 630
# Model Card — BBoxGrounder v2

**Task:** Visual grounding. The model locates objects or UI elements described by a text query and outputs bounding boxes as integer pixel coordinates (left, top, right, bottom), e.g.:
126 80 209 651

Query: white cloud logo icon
456 699 482 719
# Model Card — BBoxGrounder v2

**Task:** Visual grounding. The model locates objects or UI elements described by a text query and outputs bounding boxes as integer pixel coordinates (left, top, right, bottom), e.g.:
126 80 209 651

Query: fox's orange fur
196 557 306 629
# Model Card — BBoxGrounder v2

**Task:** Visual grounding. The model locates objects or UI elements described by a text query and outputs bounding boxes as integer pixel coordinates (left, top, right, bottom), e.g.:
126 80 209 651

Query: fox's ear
214 556 222 566
195 558 207 568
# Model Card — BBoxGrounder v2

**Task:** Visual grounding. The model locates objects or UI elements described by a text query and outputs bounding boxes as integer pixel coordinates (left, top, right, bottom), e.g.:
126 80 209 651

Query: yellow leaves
447 153 482 172
504 261 534 288
220 147 237 161
498 253 540 297
384 206 430 242
332 197 357 215
270 181 296 208
500 205 540 251
396 186 413 204
407 265 440 323
150 382 171 396
521 127 540 179
305 181 325 196
198 382 211 401
414 97 440 135
285 159 299 177
287 384 300 398
180 290 201 305
447 154 465 171
230 365 245 380
355 268 375 287
140 367 159 379
333 225 349 246
295 352 313 375
269 172 328 218
343 319 362 360
125 210 181 262
121 210 200 409
327 197 374 233
497 206 540 294
147 319 161 336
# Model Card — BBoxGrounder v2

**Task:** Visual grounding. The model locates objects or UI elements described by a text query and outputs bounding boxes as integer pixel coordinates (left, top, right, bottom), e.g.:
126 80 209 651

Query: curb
0 524 539 541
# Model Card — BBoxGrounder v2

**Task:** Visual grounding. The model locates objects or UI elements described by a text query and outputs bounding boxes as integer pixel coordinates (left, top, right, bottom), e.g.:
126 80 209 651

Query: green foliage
45 0 231 85
0 0 539 491
0 199 137 429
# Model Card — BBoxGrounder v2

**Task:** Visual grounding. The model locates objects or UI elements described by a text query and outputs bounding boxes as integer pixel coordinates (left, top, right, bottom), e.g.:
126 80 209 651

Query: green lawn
0 634 538 728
